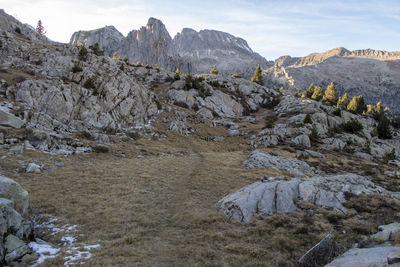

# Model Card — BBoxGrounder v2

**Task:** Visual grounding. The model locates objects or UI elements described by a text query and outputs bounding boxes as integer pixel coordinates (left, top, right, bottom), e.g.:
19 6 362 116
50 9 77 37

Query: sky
1 0 399 59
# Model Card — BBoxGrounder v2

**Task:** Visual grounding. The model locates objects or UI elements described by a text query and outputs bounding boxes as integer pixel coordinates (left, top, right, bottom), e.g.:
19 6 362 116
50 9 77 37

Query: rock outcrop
217 173 400 223
0 176 36 265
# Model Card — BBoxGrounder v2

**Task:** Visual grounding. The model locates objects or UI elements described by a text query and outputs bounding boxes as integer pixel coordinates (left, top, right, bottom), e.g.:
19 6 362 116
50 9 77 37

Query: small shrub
120 64 124 71
83 78 95 89
154 64 160 72
136 61 143 67
123 57 129 65
93 145 109 153
174 68 181 81
145 64 152 69
14 27 21 34
78 46 88 61
192 103 199 111
347 95 367 114
303 114 312 124
209 80 219 87
210 65 219 75
198 86 211 98
89 43 104 56
72 63 82 73
332 108 341 117
232 73 241 78
309 124 319 143
265 119 275 129
250 64 263 85
341 119 363 133
327 126 342 137
384 148 396 162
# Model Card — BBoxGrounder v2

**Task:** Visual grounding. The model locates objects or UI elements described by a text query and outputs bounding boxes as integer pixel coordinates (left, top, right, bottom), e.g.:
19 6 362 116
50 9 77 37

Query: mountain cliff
263 47 400 112
69 18 269 76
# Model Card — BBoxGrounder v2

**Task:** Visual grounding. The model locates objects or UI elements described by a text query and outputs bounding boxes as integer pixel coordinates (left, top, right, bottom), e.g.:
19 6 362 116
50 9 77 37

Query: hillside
263 47 400 112
1 9 400 266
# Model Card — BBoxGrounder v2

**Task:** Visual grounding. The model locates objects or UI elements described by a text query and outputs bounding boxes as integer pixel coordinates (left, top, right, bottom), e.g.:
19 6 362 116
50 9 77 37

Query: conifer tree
375 101 383 115
250 64 263 85
112 52 121 61
337 93 350 109
36 20 46 36
324 82 338 105
377 114 392 139
210 65 219 75
311 86 323 101
306 83 315 98
347 95 367 114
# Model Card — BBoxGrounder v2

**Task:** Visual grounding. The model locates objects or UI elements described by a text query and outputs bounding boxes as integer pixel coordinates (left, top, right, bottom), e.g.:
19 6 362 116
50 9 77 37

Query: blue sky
1 0 399 59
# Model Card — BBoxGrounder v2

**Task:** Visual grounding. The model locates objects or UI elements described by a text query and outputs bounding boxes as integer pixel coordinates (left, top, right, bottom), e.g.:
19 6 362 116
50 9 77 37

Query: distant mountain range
70 18 400 112
70 18 270 78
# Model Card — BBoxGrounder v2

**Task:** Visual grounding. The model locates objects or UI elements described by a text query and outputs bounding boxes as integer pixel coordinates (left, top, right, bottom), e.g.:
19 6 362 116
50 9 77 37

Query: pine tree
347 95 367 114
324 82 338 105
337 93 350 109
36 20 46 36
337 96 342 109
112 52 121 61
367 104 374 114
306 83 315 98
377 114 392 139
210 65 219 75
375 101 383 115
250 64 263 85
311 86 323 101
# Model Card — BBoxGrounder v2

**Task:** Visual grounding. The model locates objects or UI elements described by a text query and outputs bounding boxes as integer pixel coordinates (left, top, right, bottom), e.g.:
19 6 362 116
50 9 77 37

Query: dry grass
1 108 400 266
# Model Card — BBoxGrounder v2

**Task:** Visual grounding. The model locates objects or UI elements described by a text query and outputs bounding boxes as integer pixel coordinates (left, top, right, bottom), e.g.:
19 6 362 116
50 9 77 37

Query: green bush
145 64 152 69
78 46 88 61
83 78 95 89
89 43 104 56
341 119 363 133
332 108 341 117
327 126 343 137
265 119 275 129
384 148 396 162
198 86 211 98
120 64 124 71
14 27 21 34
303 114 312 124
72 63 83 73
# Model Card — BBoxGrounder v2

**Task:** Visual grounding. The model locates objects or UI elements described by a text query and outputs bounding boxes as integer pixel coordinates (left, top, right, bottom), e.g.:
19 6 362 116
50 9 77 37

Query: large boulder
0 109 24 128
326 246 400 267
203 90 243 118
4 234 31 264
217 173 400 222
242 150 316 177
0 176 28 215
168 89 196 109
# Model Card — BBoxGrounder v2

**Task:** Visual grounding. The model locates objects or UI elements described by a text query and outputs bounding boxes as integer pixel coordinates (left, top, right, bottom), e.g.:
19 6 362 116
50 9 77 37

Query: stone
298 234 339 267
204 90 243 118
304 150 325 158
0 132 4 145
4 234 31 263
0 109 24 128
354 152 373 161
242 150 315 176
170 80 186 90
168 89 196 109
387 248 400 264
292 134 311 148
326 246 400 267
0 176 29 215
371 223 400 242
26 163 41 173
217 173 400 222
23 140 35 150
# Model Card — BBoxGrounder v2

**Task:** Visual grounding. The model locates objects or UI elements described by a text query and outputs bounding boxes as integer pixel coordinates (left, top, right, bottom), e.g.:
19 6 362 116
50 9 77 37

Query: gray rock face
69 18 270 76
69 25 124 57
243 150 315 176
217 173 400 222
173 28 270 77
0 176 29 215
326 246 400 267
371 223 400 242
204 91 243 118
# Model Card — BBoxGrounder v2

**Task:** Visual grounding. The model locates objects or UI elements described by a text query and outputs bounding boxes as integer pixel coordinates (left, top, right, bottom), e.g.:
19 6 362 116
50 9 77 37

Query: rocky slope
2 9 400 266
69 18 269 77
263 47 400 112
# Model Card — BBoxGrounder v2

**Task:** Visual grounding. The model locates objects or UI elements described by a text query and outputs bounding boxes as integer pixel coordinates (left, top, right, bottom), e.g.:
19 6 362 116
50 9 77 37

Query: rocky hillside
2 9 400 266
70 18 269 77
263 47 400 112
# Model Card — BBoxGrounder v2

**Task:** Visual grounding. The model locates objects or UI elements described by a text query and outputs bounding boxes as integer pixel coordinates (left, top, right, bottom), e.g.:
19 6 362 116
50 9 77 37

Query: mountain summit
69 18 270 77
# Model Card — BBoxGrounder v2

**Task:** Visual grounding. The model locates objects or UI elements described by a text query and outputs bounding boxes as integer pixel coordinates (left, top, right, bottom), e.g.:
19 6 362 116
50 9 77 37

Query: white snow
28 240 60 266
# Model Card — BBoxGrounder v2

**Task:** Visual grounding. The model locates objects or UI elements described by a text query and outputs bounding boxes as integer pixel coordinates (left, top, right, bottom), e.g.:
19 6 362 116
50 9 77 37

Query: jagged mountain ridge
263 47 400 112
70 18 270 77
